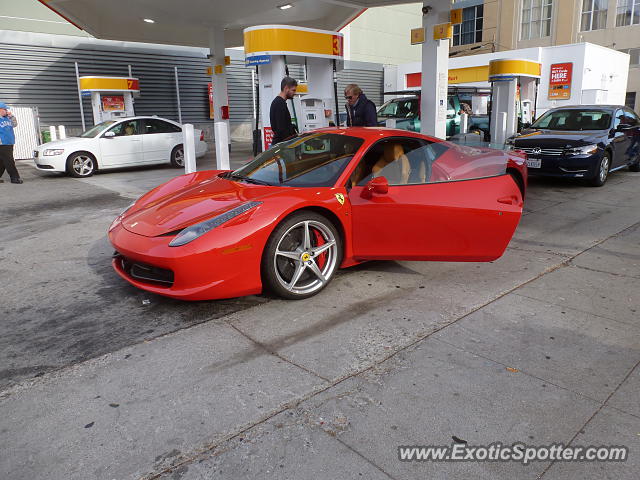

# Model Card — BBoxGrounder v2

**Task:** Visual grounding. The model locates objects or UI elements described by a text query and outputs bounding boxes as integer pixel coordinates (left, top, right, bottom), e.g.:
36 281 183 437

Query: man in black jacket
344 84 378 127
269 77 298 146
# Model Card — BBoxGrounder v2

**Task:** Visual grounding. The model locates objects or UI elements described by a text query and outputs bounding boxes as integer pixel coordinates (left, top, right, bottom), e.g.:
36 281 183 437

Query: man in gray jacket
0 102 22 184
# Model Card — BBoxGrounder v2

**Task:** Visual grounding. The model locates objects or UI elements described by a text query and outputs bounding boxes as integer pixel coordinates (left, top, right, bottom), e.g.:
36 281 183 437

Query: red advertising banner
548 63 572 100
101 95 125 111
263 127 274 150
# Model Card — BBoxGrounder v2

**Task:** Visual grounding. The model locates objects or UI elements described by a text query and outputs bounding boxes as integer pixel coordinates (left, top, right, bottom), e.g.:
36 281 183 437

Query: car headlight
169 201 262 247
565 144 599 156
505 139 516 150
43 149 64 156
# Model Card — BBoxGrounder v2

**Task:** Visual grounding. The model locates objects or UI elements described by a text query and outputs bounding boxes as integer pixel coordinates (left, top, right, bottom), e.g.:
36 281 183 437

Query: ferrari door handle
497 195 518 205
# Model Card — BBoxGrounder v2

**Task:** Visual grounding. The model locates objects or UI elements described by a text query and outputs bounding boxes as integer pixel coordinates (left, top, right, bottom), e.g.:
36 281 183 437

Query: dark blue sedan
506 105 640 186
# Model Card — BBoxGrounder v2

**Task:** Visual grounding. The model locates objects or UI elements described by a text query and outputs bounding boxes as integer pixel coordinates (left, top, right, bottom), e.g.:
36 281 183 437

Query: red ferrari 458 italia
109 127 527 301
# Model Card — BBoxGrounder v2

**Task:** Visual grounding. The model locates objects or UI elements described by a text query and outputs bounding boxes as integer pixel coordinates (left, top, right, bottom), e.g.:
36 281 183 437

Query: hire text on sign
548 63 573 100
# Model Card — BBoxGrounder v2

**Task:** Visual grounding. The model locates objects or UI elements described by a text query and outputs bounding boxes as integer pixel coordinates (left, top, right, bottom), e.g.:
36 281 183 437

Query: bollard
495 112 508 146
58 125 66 139
214 122 230 170
49 125 58 142
183 123 197 174
460 113 468 134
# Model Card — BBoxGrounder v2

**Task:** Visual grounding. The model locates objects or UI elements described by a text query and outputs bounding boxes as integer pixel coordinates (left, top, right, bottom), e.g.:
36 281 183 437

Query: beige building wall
341 3 424 64
482 0 640 111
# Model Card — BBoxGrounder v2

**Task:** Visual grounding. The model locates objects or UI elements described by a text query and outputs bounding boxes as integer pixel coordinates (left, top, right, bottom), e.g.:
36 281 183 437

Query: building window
581 0 608 31
626 92 637 110
616 0 640 26
453 5 484 46
619 47 640 65
521 0 554 40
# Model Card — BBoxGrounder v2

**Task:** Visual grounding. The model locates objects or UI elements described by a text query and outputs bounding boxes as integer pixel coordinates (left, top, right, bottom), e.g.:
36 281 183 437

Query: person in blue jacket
344 84 378 127
0 102 23 184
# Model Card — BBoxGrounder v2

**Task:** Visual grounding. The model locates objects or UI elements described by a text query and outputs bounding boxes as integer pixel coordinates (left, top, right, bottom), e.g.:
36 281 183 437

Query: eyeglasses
344 96 353 100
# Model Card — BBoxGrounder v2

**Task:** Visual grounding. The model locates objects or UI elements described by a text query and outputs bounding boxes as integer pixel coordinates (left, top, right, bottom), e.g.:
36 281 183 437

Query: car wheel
589 151 611 187
262 211 342 300
170 145 184 168
66 152 96 178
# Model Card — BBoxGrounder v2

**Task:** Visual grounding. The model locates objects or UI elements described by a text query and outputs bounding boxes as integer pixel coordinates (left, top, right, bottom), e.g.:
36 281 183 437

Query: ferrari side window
353 138 432 186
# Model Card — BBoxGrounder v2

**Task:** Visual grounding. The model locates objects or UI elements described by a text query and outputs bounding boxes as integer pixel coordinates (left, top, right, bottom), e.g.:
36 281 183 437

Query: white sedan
33 116 208 177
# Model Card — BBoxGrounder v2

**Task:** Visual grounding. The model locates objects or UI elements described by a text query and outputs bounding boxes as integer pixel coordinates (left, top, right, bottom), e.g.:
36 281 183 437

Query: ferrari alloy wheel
262 212 342 299
589 152 610 187
66 153 95 178
171 145 185 168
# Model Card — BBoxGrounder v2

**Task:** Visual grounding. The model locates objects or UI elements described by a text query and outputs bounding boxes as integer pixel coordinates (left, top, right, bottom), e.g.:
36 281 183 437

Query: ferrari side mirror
362 176 389 198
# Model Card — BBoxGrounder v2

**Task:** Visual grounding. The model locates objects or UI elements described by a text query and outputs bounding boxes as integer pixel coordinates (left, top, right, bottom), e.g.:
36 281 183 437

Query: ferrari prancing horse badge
335 193 345 205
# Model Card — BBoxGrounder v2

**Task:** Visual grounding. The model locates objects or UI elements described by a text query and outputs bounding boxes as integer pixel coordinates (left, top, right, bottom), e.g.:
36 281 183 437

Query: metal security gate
11 106 41 159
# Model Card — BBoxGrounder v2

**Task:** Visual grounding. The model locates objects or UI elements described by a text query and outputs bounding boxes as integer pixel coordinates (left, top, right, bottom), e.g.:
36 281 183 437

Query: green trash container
41 130 51 143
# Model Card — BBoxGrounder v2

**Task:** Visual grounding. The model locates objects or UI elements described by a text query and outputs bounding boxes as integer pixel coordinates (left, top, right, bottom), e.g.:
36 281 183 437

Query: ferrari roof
38 0 417 48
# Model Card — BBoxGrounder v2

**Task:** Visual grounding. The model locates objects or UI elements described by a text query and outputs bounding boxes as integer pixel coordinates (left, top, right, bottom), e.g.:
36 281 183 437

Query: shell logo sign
244 25 344 60
79 77 140 92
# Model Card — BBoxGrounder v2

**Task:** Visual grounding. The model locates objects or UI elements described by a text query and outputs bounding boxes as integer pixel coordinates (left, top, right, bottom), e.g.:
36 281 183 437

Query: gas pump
244 25 344 151
79 76 140 125
488 59 541 144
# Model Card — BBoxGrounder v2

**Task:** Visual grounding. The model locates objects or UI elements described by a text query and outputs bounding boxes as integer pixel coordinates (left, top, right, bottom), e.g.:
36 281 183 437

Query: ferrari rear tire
262 211 342 300
66 152 96 178
170 145 184 168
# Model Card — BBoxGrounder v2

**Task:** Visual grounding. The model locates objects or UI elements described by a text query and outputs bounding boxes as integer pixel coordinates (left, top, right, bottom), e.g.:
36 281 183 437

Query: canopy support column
420 1 449 139
209 27 230 170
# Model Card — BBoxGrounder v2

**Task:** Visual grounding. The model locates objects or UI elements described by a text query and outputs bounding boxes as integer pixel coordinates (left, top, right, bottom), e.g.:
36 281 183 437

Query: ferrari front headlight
169 201 262 247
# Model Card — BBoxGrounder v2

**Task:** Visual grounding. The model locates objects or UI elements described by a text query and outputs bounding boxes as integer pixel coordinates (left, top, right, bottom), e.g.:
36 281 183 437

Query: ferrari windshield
531 109 612 131
79 121 117 138
231 133 364 187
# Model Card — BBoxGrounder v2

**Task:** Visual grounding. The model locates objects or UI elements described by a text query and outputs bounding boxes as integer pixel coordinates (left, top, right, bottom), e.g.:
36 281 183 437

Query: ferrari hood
121 174 275 237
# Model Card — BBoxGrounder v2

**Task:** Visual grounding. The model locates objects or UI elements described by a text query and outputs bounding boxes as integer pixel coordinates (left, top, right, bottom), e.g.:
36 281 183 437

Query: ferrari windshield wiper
227 172 272 186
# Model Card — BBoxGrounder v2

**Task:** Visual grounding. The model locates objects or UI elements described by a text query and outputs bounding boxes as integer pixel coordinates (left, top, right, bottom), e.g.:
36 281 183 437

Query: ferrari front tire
262 211 342 300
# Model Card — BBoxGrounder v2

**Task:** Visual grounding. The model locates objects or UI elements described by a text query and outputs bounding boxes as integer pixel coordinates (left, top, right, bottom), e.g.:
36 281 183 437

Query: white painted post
183 123 196 174
460 114 468 134
49 125 57 142
58 125 66 139
496 112 508 146
214 122 230 169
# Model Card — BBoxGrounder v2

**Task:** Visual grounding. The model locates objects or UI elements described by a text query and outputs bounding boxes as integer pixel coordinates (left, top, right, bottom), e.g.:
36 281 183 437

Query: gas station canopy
38 0 414 48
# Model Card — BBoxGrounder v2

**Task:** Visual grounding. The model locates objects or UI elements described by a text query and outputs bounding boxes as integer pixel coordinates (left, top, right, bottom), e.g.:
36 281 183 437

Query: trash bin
41 130 51 144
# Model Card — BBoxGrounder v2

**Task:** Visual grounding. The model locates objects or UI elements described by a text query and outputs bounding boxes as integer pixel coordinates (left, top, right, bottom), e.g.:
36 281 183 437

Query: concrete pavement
1 157 639 479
